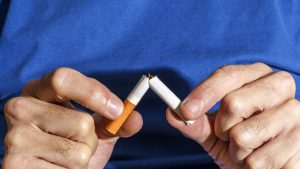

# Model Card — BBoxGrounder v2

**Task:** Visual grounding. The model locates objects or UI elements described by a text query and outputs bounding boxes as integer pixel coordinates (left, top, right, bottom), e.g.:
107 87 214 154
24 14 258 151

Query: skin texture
167 62 300 169
3 68 143 169
3 63 300 169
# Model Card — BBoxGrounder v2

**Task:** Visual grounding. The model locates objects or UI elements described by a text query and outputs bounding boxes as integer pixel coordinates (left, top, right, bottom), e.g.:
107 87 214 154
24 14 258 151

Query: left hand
167 62 300 169
3 68 143 169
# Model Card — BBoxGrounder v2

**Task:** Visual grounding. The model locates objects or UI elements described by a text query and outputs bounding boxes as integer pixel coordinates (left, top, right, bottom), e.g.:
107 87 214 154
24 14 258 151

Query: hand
3 68 143 169
167 63 300 169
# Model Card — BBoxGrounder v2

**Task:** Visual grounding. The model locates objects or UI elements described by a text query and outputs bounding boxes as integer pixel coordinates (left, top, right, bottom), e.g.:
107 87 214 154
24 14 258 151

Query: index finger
22 67 123 119
181 62 272 120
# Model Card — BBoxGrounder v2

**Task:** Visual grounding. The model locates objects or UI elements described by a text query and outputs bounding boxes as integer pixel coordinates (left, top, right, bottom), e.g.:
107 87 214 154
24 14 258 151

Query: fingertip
166 108 186 129
117 111 143 138
166 108 210 142
94 111 143 139
181 98 204 120
166 108 195 139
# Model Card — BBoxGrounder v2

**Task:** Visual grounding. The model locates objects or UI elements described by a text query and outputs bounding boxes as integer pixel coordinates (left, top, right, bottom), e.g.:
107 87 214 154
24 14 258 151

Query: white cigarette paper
149 76 194 126
127 75 150 105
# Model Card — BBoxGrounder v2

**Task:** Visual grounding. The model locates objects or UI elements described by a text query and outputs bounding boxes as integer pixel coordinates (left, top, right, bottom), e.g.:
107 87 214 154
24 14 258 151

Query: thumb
88 111 143 169
166 109 241 169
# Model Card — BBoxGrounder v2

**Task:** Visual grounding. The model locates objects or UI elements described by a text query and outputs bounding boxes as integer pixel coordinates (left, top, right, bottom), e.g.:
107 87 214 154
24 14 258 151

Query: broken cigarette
105 74 194 135
149 76 194 126
105 75 150 135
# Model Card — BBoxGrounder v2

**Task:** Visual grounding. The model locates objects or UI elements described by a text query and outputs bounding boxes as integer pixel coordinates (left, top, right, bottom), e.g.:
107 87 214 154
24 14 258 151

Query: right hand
2 68 143 169
167 63 300 169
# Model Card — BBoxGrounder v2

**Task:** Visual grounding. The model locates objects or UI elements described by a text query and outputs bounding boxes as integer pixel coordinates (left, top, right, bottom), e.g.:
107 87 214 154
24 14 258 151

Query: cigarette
149 76 194 126
105 75 150 135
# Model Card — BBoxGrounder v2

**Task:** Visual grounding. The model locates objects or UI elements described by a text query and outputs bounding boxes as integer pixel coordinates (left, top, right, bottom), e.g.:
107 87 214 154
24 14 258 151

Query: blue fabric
1 0 300 168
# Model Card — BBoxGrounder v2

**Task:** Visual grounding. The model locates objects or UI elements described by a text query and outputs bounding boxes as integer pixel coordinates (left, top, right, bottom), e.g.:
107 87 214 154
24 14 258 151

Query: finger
166 109 241 168
228 99 298 163
88 111 143 168
22 67 123 119
4 97 98 153
2 156 66 169
5 96 142 169
283 151 300 169
94 110 143 139
4 125 92 169
29 159 67 169
215 71 296 141
181 62 272 120
32 131 92 169
244 127 300 169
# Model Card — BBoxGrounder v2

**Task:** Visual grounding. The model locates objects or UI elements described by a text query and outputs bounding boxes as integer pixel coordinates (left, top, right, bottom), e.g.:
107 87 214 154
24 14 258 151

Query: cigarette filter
105 75 150 135
149 76 194 126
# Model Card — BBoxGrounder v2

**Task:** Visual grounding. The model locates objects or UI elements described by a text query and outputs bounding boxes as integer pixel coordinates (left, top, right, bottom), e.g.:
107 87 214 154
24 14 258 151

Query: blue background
0 0 300 168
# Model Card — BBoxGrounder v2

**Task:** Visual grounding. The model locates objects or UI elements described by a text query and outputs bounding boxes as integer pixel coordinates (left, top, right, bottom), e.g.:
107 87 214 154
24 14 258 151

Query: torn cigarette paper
106 74 194 135
105 75 150 135
127 75 150 105
149 76 194 126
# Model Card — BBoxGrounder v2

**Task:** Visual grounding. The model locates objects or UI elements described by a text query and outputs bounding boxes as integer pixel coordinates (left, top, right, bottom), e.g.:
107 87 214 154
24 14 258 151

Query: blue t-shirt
1 1 300 168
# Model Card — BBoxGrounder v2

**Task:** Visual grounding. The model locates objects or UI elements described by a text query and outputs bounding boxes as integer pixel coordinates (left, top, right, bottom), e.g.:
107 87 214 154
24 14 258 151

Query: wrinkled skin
3 63 300 169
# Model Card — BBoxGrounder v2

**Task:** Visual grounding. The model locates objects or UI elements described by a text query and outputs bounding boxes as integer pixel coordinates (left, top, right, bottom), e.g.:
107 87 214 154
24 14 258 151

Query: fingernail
107 96 123 118
182 99 203 119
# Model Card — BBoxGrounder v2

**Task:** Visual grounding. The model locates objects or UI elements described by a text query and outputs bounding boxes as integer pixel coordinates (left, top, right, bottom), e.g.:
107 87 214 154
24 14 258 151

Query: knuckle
54 139 74 159
4 97 28 120
230 117 268 149
201 85 218 102
229 125 248 149
77 113 95 137
246 155 260 169
216 65 239 80
245 117 267 136
52 106 69 119
223 94 244 116
275 71 294 82
253 62 272 72
287 99 300 108
274 71 296 91
75 144 92 167
5 127 26 149
246 155 276 169
2 155 22 169
85 78 107 104
285 99 300 117
90 133 99 152
50 67 73 92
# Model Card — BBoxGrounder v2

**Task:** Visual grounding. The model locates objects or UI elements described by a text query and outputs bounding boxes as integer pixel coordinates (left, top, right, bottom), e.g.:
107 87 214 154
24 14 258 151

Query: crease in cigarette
149 76 194 126
105 75 150 135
